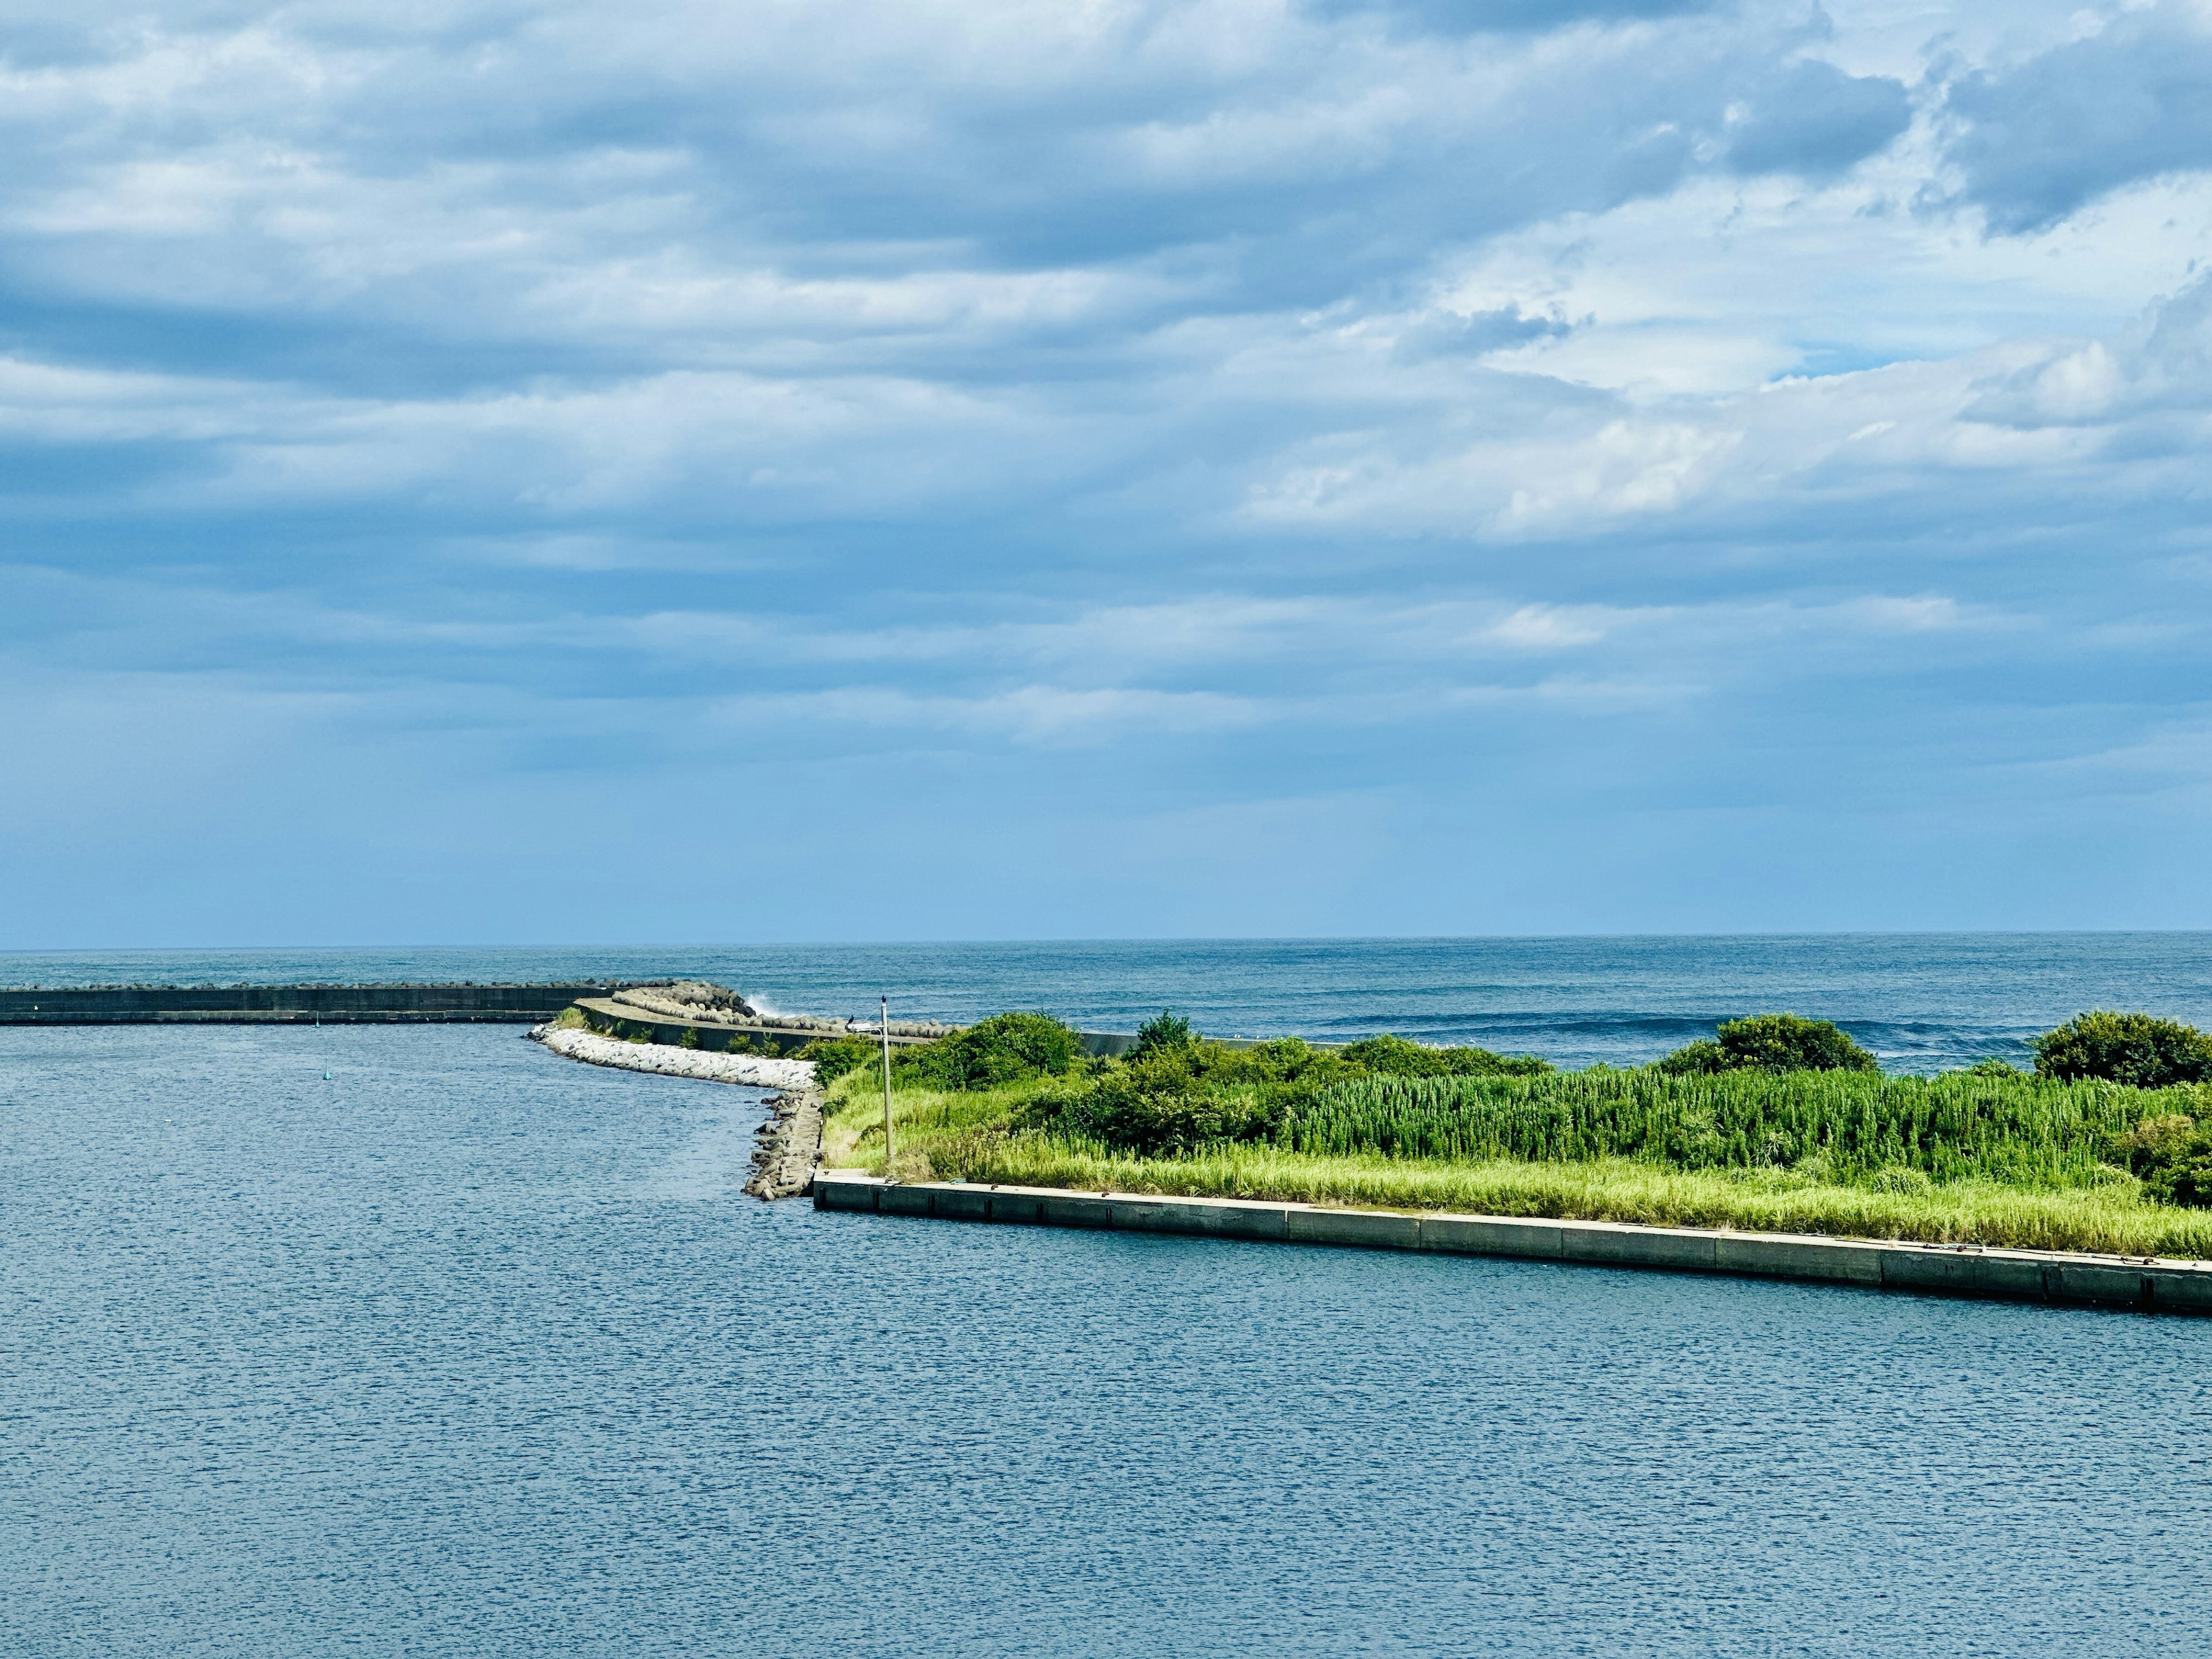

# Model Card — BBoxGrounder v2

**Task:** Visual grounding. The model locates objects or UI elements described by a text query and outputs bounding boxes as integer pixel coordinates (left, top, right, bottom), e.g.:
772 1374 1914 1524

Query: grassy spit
820 1069 2212 1259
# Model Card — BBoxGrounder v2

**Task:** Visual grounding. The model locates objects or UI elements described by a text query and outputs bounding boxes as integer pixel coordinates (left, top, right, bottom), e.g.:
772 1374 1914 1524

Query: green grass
821 1073 1029 1171
820 1066 2212 1259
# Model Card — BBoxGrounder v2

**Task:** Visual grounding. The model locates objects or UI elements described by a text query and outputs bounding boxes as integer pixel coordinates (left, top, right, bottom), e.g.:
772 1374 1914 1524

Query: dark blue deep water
4 932 2211 1070
3 1014 2211 1656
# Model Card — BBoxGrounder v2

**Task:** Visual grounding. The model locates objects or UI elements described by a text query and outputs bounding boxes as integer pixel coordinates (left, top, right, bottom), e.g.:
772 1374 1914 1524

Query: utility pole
880 994 895 1179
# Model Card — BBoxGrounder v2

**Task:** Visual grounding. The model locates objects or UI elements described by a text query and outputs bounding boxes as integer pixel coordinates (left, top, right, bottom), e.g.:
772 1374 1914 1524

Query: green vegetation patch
899 1011 1085 1089
1337 1033 1551 1078
796 1036 878 1085
1285 1066 2179 1189
2110 1112 2212 1207
804 1010 1089 1091
1657 1013 1877 1075
998 1026 1550 1157
1022 1035 1347 1155
2032 1010 2212 1089
811 1004 2212 1252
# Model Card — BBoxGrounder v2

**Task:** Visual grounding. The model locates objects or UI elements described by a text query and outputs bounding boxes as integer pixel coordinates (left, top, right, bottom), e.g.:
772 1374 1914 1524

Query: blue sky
4 0 2211 945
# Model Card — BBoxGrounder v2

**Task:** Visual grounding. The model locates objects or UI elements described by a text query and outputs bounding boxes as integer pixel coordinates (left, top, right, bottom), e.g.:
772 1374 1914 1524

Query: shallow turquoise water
3 1022 2209 1655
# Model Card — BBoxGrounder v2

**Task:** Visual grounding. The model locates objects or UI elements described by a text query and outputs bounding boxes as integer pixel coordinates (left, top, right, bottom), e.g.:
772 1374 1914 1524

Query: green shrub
1027 1065 1273 1156
1339 1033 1550 1078
1018 1034 1359 1154
1718 1013 1877 1073
899 1012 1084 1091
679 1026 700 1050
2112 1112 2197 1169
1657 1014 1876 1074
2108 1112 2212 1207
2153 1152 2212 1209
1131 1010 1195 1059
1654 1039 1728 1075
2032 1011 2212 1089
1964 1057 2025 1078
797 1037 879 1086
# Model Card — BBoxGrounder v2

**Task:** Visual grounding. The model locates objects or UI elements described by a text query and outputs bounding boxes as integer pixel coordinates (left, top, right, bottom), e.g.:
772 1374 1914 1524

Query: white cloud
6 0 2212 931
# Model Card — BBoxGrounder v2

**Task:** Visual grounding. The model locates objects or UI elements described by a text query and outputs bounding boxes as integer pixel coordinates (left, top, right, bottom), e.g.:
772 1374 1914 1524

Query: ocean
3 933 2209 1071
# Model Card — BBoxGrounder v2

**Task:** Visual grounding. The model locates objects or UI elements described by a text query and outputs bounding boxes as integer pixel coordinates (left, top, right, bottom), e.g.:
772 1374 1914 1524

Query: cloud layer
3 0 2210 943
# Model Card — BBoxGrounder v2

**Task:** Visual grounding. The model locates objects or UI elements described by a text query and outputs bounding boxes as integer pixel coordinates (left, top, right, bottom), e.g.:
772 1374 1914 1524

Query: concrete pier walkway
814 1172 2212 1316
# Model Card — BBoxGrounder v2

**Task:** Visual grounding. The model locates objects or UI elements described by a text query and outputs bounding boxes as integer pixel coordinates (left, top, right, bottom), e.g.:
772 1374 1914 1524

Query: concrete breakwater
567 996 906 1056
815 1173 2212 1316
570 998 1270 1059
0 982 614 1024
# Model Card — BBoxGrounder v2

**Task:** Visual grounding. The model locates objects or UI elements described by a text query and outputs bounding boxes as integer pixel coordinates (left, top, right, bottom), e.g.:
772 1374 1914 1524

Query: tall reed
1286 1069 2195 1188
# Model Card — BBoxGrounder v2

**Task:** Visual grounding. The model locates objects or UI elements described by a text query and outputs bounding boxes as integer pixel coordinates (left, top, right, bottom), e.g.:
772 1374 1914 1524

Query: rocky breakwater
532 1021 816 1089
745 1087 827 1200
528 1017 827 1199
535 979 959 1198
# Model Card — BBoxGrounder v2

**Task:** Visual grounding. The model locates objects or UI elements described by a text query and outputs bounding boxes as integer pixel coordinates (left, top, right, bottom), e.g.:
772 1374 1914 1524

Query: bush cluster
1025 1035 1353 1155
1010 1021 1553 1156
1338 1033 1551 1079
803 1012 1089 1089
2032 1012 2212 1089
1130 1010 1194 1058
897 1012 1086 1090
1657 1013 1878 1075
796 1036 879 1085
2109 1112 2212 1207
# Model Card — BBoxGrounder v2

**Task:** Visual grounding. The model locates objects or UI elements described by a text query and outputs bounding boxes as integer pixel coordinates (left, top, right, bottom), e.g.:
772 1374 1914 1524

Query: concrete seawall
0 983 614 1024
3 986 1341 1046
570 1004 1203 1058
569 997 931 1056
814 1173 2212 1316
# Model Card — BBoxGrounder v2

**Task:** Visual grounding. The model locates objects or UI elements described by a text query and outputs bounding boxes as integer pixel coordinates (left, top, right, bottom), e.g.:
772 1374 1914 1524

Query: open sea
5 931 2211 1070
4 936 2211 1654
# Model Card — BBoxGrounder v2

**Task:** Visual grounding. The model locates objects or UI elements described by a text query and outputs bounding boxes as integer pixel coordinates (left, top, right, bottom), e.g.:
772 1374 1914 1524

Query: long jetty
0 986 1237 1049
0 984 1160 1052
0 983 612 1024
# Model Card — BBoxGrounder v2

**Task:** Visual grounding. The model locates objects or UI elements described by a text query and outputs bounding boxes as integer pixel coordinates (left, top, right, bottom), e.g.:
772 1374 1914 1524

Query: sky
3 0 2211 946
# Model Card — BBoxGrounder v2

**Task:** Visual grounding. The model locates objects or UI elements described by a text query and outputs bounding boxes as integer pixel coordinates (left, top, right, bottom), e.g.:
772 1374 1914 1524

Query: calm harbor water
3 932 2210 1070
3 1016 2211 1656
